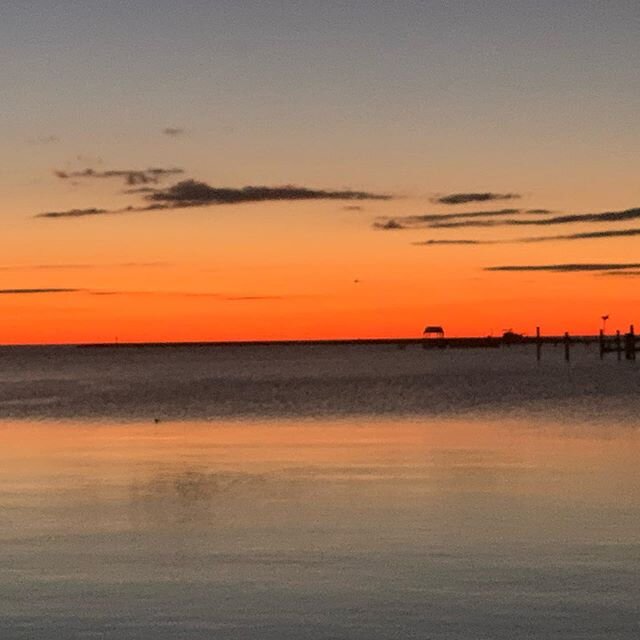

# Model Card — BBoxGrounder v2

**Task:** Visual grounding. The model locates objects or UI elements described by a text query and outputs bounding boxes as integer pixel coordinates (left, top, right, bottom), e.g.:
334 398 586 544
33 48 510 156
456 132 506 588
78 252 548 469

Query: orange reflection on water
2 417 639 507
1 416 639 638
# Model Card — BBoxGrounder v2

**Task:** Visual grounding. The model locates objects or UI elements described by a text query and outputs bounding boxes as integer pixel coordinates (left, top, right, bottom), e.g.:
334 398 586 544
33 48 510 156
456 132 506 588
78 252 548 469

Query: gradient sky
2 0 639 343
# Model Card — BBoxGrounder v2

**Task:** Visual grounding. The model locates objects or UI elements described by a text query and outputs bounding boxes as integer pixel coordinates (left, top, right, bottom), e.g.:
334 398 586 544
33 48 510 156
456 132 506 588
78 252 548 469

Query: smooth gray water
0 345 639 638
1 343 640 422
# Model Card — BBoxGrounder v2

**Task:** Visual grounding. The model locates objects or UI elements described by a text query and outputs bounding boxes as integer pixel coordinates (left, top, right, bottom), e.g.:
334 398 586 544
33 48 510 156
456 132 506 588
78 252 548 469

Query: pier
75 327 640 361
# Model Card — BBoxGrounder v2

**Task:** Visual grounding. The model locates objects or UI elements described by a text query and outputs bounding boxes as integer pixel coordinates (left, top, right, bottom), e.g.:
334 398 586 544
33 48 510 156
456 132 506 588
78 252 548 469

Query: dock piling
599 329 605 360
625 325 636 360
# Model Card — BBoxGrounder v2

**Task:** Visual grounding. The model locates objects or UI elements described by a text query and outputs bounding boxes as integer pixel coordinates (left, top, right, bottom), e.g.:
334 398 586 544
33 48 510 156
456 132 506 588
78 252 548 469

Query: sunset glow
2 2 638 344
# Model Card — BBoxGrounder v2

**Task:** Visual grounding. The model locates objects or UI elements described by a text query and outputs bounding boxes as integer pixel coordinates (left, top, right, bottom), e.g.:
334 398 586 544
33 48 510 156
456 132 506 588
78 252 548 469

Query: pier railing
421 325 640 362
598 326 637 361
76 329 640 361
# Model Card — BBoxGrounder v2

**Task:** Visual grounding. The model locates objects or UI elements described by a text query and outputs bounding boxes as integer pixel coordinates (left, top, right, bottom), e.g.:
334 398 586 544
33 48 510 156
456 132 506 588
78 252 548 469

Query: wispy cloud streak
597 270 640 277
0 262 171 271
36 208 113 219
373 208 545 230
433 192 520 205
521 228 640 242
412 227 640 247
413 239 491 245
0 288 81 295
486 263 640 273
55 167 184 186
426 207 640 229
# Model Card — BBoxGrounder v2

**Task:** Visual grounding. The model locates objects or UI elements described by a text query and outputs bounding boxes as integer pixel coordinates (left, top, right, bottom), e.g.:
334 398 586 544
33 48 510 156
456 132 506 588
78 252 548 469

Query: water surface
0 345 638 638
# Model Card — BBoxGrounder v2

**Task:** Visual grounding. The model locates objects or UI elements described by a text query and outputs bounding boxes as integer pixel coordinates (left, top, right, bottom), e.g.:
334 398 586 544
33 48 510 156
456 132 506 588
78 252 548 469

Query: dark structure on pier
599 325 637 361
502 330 525 344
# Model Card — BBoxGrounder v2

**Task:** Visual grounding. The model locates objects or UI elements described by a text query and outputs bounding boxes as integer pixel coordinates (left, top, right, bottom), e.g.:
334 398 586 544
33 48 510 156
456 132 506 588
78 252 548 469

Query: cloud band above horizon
37 180 391 219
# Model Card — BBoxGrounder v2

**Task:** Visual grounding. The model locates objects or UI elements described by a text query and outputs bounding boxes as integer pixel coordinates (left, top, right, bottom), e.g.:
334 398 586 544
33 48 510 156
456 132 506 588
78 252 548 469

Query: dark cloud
405 208 521 224
428 219 504 229
36 203 178 219
526 209 552 214
521 228 640 243
145 180 390 207
412 239 490 245
413 227 640 246
163 127 186 136
220 295 293 301
373 219 406 230
422 208 522 221
523 207 640 227
122 187 159 194
54 167 184 186
38 180 390 220
36 208 113 219
373 208 543 230
0 288 81 295
427 207 640 229
486 263 640 273
433 192 520 205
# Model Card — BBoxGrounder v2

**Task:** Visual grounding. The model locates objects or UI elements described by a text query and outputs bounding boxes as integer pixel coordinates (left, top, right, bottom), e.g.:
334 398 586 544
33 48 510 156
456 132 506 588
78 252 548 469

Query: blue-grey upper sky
3 1 638 195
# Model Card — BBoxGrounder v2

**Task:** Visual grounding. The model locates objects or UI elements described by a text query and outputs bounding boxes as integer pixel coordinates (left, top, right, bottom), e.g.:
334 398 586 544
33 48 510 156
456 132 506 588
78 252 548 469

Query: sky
1 0 639 343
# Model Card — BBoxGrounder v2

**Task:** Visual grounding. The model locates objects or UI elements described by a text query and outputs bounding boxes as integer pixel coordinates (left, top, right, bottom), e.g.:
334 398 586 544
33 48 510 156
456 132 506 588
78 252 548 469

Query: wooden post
626 325 636 360
616 330 621 361
536 326 542 361
564 331 570 362
599 329 605 360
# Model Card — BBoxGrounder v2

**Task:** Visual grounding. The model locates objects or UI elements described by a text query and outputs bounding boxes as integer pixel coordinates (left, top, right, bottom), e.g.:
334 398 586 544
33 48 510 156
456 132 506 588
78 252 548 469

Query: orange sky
3 195 640 343
2 3 639 344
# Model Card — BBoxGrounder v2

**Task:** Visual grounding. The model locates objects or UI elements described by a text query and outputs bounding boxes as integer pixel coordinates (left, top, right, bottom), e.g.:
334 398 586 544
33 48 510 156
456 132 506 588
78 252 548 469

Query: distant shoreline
74 335 599 349
0 335 608 349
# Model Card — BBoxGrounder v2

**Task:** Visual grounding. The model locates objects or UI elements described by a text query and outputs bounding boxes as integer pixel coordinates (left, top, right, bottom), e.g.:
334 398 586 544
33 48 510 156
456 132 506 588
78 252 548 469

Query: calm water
1 345 639 638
